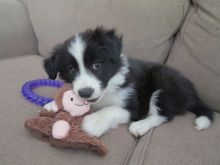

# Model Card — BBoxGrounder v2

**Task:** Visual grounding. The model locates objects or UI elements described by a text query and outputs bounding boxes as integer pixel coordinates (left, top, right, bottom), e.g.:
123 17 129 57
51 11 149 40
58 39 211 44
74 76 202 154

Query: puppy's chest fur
91 58 151 113
91 58 156 121
92 86 133 110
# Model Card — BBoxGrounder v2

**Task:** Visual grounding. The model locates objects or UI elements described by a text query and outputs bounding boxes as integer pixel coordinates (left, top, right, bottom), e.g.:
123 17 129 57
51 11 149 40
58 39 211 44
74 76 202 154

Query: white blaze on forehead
68 35 102 98
68 36 86 73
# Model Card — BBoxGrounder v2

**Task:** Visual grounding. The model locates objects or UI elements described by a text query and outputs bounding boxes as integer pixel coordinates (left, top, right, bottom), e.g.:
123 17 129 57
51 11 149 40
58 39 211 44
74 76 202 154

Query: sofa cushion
128 113 220 165
166 0 220 112
0 55 137 165
23 0 189 62
0 0 37 59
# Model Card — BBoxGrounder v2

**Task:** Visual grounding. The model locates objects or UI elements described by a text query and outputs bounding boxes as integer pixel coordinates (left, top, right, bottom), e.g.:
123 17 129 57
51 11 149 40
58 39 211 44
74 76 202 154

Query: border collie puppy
44 27 214 137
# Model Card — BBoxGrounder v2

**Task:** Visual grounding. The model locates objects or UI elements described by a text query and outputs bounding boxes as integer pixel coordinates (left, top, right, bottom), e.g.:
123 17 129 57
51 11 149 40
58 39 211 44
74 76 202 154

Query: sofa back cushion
23 0 189 62
0 0 37 59
167 0 220 112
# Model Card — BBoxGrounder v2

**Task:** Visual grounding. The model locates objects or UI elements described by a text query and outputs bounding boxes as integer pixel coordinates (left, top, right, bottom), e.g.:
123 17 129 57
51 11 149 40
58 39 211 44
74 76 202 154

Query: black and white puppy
44 27 214 137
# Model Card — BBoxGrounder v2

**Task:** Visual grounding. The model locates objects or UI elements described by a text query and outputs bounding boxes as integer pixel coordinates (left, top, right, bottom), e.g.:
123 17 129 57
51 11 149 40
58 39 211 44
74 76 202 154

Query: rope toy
22 79 64 107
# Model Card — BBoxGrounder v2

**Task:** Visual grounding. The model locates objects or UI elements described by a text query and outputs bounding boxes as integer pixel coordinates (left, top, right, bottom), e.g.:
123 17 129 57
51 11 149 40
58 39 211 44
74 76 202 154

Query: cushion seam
167 1 198 64
137 129 154 165
17 0 39 55
23 0 41 55
122 138 139 165
164 0 191 64
167 0 220 77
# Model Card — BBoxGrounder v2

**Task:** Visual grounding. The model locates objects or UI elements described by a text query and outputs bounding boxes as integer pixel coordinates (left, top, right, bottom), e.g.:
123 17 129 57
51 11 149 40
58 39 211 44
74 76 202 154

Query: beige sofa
0 0 220 164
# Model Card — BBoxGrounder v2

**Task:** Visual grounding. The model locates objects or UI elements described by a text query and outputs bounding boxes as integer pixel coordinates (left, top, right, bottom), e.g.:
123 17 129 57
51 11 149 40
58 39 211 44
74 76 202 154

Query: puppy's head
44 27 123 103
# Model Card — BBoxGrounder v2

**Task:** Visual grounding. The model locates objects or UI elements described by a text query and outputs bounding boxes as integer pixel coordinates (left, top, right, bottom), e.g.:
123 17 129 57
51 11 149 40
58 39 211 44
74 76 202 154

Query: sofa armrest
0 0 38 59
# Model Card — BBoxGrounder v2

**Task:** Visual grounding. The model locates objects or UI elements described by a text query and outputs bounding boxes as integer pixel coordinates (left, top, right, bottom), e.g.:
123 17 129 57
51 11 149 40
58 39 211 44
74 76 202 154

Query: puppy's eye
92 62 101 70
70 98 74 101
67 66 74 74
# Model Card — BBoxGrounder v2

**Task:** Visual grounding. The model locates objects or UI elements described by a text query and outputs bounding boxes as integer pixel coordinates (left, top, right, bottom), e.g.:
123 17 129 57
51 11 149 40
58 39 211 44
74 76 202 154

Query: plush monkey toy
24 84 108 155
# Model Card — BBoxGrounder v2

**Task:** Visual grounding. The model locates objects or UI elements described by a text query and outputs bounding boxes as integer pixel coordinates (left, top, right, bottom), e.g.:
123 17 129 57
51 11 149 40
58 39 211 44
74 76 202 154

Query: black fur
44 27 122 88
124 59 214 122
44 27 214 124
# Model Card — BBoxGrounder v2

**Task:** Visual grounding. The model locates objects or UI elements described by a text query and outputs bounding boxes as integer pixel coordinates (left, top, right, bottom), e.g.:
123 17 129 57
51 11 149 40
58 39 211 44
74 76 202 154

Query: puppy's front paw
43 101 59 112
82 114 108 137
129 120 150 137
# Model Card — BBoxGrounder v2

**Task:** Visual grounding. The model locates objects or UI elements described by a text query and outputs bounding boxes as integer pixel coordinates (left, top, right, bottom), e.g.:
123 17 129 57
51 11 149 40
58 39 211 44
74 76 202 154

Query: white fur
43 101 59 112
68 36 102 99
73 73 102 99
107 54 129 88
92 86 133 110
129 90 167 137
195 116 211 130
129 115 167 137
92 54 131 109
149 90 161 115
79 54 133 137
82 106 130 137
51 39 132 138
68 36 86 71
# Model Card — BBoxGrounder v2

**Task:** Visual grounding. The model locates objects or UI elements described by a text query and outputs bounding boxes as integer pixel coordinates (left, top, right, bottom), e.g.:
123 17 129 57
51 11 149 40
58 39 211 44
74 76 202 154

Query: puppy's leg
82 106 130 137
129 115 166 137
129 90 167 137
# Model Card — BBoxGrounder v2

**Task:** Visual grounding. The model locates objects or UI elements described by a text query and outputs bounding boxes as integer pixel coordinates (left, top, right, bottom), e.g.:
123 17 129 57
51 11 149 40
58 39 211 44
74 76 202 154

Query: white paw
52 120 70 139
195 116 211 130
82 113 108 137
43 101 59 112
129 120 151 137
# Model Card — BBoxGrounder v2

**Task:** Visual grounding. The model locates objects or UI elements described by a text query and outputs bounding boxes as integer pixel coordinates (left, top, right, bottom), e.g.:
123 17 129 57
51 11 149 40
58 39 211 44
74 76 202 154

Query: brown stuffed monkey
25 84 108 155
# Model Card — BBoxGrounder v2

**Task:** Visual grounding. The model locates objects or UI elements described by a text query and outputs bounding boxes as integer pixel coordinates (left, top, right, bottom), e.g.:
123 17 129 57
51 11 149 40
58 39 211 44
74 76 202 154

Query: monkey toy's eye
70 98 74 101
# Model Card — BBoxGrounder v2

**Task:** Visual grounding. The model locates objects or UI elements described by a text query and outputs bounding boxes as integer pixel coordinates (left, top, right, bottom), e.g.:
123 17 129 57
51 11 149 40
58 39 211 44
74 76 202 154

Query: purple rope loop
22 79 64 107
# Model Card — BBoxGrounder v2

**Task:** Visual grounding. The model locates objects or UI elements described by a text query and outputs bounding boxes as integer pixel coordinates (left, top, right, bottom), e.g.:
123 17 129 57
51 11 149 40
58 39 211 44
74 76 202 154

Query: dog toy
24 84 108 155
22 79 64 106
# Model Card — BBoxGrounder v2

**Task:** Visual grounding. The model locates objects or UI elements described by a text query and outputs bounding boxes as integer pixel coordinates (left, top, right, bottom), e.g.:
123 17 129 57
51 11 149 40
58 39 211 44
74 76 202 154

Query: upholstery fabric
1 1 220 165
0 0 37 59
128 113 220 165
23 0 189 62
0 55 136 165
167 0 220 112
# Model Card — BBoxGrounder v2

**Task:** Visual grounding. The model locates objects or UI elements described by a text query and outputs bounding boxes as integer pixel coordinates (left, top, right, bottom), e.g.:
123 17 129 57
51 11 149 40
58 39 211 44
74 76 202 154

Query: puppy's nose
78 88 94 98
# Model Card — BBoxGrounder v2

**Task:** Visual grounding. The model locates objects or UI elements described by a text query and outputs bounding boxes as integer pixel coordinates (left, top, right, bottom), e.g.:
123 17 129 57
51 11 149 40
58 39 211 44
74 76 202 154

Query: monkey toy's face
62 90 90 116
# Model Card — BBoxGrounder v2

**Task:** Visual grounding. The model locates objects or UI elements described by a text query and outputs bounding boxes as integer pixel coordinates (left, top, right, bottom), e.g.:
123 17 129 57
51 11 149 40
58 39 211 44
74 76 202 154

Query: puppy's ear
44 51 60 80
106 29 123 57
